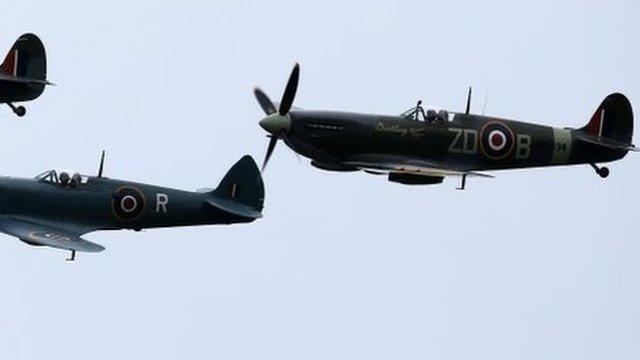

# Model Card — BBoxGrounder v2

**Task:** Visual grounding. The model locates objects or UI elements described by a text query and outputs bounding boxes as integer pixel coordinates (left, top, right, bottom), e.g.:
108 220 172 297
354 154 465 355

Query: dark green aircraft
0 33 52 117
0 154 264 260
255 64 636 188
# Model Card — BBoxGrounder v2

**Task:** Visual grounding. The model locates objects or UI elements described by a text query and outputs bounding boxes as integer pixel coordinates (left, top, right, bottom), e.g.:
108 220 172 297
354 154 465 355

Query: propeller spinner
254 63 300 171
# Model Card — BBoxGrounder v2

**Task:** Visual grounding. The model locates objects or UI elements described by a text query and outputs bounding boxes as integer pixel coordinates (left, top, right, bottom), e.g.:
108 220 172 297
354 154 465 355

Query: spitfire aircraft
0 154 264 260
255 64 635 188
0 33 52 117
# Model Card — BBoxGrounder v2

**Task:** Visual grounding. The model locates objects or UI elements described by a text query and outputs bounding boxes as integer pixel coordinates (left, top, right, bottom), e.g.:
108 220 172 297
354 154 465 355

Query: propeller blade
254 88 277 115
279 63 300 116
465 86 472 114
262 135 278 171
97 150 105 178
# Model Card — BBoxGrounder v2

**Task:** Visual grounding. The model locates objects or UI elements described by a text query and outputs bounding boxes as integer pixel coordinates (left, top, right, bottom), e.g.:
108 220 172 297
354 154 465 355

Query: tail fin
1 33 46 80
206 156 265 219
580 93 633 144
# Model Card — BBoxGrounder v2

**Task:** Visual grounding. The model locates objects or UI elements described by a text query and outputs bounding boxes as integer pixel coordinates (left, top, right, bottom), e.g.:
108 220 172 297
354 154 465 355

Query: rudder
212 155 265 215
581 93 633 144
1 33 46 80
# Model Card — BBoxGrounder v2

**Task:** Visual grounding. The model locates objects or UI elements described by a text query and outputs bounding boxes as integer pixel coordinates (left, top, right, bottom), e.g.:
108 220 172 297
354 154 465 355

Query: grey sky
0 0 638 359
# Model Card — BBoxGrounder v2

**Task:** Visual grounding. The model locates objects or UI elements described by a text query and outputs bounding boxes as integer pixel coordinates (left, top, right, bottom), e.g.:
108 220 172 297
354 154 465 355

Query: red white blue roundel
480 121 515 160
28 231 71 243
112 187 146 220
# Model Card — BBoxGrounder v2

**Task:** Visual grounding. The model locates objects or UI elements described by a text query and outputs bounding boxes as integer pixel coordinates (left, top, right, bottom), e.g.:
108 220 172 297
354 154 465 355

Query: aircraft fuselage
282 110 626 172
0 176 253 234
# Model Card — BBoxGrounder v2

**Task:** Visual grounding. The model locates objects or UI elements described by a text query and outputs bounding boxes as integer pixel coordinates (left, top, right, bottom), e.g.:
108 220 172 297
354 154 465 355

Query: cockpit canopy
35 170 90 186
401 103 454 125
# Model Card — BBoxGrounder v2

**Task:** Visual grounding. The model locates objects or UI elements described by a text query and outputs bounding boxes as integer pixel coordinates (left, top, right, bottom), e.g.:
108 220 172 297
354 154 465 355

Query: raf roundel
112 187 146 221
29 231 71 242
480 121 516 160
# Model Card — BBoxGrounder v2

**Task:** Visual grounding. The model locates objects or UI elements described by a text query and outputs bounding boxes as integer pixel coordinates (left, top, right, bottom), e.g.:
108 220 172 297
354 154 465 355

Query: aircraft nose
259 114 291 135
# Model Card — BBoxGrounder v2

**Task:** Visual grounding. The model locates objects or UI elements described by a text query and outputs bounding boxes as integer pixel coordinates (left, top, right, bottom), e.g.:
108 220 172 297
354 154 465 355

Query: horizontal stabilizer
0 72 53 85
206 197 263 219
577 134 639 152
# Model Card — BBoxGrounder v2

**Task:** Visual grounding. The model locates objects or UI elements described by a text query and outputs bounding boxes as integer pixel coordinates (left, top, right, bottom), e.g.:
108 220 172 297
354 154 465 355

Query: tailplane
206 155 265 219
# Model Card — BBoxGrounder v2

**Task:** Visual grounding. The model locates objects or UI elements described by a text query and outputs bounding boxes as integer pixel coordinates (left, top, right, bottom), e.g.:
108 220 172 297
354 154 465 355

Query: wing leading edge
343 154 494 178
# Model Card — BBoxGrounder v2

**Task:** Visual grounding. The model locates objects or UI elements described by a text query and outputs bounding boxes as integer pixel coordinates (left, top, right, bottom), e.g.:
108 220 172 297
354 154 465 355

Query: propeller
278 63 300 116
254 88 277 115
262 135 278 171
254 63 300 171
97 150 105 178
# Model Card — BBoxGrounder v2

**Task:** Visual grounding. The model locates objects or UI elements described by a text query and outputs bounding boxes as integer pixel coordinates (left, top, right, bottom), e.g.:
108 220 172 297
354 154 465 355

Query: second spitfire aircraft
0 154 264 260
255 64 636 188
0 33 52 117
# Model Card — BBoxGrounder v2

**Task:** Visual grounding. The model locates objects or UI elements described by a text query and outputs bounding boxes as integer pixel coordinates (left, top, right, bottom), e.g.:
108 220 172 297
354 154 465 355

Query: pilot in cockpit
59 172 71 186
39 170 86 188
403 101 450 126
69 173 82 187
426 109 437 125
436 110 448 125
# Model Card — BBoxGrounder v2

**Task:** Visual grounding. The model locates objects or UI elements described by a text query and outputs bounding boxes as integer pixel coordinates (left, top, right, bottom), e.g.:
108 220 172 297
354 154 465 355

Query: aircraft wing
343 154 494 178
0 73 53 85
0 216 104 253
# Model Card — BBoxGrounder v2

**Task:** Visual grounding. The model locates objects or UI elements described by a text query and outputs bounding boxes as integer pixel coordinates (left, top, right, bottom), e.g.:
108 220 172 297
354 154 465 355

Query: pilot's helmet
426 109 437 118
59 172 70 184
71 173 81 185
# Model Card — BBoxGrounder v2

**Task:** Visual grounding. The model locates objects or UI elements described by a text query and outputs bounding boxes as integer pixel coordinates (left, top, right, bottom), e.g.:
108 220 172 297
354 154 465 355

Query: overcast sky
0 1 639 359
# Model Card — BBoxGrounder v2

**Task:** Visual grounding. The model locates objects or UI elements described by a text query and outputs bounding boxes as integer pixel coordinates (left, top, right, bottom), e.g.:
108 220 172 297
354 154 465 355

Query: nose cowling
259 113 291 135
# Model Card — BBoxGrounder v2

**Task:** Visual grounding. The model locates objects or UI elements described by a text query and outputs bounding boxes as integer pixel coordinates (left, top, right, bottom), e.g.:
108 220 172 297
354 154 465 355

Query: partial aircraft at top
0 154 264 260
0 33 52 117
255 64 636 188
